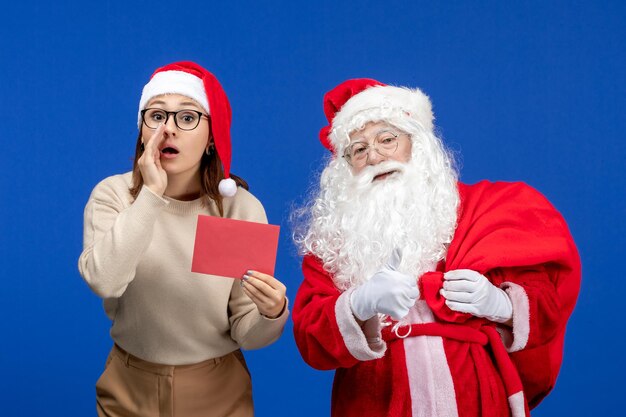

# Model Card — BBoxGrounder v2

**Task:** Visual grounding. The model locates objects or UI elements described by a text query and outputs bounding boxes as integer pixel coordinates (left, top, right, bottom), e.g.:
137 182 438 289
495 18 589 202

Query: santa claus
292 79 580 417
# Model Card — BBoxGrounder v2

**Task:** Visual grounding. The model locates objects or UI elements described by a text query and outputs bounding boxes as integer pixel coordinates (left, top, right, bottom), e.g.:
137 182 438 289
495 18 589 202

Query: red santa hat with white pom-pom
138 61 238 197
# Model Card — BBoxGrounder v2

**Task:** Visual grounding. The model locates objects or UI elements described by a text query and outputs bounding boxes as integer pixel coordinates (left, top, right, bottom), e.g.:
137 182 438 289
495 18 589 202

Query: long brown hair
129 125 248 217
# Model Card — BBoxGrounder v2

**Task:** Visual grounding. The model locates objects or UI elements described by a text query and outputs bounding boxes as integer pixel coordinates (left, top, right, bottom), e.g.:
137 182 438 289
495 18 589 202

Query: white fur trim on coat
508 391 527 417
335 288 387 361
137 70 210 128
404 302 459 417
498 282 530 352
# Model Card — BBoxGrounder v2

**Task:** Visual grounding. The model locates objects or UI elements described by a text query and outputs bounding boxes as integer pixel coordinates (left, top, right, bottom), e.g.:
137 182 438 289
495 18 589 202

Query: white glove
350 253 419 321
441 269 513 323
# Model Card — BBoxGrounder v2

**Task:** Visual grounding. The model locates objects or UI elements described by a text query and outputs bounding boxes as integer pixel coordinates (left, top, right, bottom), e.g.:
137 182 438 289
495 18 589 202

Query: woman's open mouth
160 147 179 159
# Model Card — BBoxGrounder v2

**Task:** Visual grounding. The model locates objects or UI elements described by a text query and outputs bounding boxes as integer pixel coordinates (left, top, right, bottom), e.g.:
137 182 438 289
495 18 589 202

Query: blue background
1 1 624 415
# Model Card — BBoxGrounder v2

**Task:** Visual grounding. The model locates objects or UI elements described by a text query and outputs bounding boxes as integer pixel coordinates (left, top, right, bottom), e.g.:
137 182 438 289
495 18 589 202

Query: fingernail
242 274 250 281
246 270 254 275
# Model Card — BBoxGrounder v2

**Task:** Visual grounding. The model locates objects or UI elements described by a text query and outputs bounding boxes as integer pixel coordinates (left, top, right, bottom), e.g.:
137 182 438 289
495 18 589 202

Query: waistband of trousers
112 344 232 376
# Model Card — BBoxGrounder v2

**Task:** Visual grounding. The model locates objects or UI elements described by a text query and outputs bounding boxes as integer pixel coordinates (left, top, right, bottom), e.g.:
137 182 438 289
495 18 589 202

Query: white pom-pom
218 178 238 197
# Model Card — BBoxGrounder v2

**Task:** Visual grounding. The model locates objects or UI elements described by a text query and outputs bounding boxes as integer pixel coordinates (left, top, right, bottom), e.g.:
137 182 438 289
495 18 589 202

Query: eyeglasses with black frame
141 108 209 131
343 131 407 168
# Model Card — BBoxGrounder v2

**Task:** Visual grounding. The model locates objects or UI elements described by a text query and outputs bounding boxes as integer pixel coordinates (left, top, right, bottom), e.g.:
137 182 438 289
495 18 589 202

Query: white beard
295 132 460 290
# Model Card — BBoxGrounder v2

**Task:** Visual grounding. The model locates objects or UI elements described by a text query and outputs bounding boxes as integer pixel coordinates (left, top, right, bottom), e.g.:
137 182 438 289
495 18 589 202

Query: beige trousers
96 344 253 417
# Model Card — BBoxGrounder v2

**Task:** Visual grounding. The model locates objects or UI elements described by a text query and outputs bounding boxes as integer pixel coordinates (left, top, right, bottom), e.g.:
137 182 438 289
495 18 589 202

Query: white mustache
351 161 407 189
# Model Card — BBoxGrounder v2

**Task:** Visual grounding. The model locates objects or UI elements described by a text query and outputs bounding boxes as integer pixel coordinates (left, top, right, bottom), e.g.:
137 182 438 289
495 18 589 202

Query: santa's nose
366 148 385 165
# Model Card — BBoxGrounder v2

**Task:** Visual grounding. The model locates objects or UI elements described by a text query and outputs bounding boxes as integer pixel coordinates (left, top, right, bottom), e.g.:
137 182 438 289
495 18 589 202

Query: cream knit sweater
79 172 288 365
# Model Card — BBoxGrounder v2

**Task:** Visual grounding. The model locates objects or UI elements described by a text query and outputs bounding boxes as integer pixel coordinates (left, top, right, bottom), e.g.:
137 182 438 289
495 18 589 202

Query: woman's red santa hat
138 61 238 197
319 78 435 155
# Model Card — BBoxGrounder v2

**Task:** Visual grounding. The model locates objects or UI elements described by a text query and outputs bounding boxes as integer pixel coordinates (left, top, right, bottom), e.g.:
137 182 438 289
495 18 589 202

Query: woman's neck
164 171 202 201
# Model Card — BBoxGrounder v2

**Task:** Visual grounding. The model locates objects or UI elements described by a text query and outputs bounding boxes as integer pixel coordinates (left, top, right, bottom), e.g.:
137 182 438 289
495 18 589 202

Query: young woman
78 61 288 417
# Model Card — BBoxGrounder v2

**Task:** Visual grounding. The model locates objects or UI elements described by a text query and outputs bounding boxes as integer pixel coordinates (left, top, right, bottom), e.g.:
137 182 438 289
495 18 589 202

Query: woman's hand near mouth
138 124 168 196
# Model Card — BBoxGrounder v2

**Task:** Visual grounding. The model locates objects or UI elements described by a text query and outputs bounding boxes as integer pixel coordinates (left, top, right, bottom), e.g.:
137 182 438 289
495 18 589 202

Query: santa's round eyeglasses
343 131 408 168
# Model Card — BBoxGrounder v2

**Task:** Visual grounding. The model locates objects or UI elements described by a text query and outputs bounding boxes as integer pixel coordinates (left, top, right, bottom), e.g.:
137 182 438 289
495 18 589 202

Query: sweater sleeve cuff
497 282 530 352
335 288 386 361
240 298 289 350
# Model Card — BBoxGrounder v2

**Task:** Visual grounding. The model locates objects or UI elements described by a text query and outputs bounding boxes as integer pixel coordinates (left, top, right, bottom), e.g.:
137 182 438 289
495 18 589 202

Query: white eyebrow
350 128 398 143
374 128 397 135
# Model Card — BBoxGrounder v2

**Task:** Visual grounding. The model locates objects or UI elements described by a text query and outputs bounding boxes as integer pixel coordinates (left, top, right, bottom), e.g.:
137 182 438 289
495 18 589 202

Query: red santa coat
292 181 580 417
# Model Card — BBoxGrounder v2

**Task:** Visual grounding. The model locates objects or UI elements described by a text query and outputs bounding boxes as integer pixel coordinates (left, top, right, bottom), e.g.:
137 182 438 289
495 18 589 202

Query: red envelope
191 215 280 278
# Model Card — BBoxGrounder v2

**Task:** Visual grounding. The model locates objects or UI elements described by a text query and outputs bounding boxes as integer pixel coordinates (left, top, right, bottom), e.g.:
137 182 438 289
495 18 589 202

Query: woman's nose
163 115 178 135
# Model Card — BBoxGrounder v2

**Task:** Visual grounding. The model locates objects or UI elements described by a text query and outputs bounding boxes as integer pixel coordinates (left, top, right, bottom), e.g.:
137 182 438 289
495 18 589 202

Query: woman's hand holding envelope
241 270 287 319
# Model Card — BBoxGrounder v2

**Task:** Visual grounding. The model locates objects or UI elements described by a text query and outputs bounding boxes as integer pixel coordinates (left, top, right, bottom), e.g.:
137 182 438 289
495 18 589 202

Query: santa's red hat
320 78 435 154
138 61 237 197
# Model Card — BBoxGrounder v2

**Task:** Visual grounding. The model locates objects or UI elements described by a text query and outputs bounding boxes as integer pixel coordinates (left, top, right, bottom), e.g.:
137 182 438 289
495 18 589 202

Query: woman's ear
205 137 216 156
